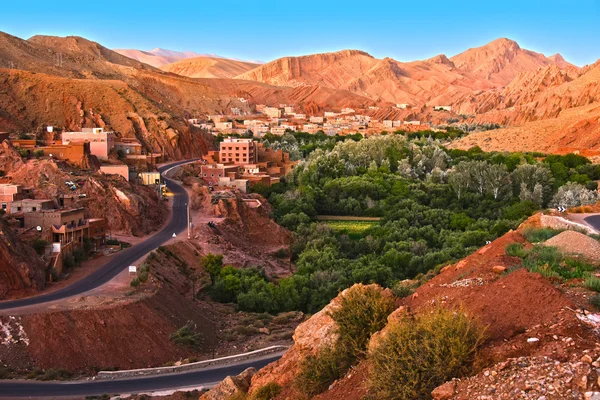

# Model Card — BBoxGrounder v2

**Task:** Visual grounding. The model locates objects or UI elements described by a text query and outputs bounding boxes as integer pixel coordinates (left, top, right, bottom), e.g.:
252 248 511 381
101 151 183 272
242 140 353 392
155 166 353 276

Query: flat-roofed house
62 128 115 160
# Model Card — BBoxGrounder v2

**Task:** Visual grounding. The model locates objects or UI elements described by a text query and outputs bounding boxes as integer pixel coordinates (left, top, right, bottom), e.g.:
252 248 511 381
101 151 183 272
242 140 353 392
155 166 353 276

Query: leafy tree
202 253 224 285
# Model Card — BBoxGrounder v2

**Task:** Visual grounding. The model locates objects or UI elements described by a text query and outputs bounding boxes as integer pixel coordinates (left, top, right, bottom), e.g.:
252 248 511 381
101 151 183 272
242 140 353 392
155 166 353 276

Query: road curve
0 159 200 311
0 353 282 398
584 214 600 232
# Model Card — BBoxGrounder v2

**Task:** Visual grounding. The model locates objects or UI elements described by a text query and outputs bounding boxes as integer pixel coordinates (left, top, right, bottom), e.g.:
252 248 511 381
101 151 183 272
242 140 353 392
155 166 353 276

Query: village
187 101 452 137
0 123 297 278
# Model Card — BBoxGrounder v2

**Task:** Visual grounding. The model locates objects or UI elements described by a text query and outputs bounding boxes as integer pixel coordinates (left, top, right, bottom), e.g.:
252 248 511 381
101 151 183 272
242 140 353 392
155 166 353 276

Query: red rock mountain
0 31 376 156
236 40 570 105
161 56 260 78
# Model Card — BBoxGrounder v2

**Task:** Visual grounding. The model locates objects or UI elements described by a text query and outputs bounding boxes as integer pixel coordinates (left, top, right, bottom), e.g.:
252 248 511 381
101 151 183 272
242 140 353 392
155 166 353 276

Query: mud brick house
0 184 27 213
62 128 115 160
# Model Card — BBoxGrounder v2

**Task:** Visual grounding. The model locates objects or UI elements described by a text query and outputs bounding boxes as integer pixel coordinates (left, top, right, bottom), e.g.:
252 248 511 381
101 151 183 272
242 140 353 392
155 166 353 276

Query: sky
2 0 599 66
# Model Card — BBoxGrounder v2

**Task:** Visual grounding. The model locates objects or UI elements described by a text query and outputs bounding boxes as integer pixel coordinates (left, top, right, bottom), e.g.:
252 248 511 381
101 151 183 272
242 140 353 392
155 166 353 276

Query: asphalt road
0 354 282 398
584 214 600 231
0 159 199 311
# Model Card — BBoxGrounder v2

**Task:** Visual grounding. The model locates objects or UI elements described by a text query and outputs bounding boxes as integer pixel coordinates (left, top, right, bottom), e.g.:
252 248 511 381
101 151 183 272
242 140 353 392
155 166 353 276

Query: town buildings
62 128 115 160
201 137 297 189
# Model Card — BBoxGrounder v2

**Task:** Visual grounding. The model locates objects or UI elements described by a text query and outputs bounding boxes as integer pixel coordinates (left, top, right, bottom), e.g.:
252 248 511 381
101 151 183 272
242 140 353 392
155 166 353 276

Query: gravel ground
544 230 600 261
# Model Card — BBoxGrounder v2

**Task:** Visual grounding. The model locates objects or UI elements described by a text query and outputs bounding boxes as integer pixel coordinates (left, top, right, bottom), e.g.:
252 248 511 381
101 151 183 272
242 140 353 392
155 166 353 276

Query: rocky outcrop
0 218 46 300
200 367 256 400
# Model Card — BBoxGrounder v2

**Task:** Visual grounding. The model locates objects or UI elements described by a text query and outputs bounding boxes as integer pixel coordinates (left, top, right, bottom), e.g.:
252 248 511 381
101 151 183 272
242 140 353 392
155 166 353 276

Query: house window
17 207 21 211
32 207 37 211
1 203 6 210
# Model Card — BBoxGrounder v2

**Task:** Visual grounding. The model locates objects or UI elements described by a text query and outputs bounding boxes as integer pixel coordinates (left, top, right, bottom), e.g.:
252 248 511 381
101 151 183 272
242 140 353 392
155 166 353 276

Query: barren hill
236 40 568 105
449 38 565 85
0 32 376 158
452 60 600 153
114 48 205 68
161 56 260 78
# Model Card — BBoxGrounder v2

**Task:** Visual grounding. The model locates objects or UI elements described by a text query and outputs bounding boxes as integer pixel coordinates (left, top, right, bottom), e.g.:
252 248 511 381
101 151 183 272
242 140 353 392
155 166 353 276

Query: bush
251 382 282 400
296 347 345 397
590 294 600 309
522 228 562 243
296 286 396 396
586 276 600 292
369 305 485 400
170 321 204 349
32 239 48 255
39 368 73 381
391 282 414 298
330 285 397 360
505 243 528 258
130 277 140 287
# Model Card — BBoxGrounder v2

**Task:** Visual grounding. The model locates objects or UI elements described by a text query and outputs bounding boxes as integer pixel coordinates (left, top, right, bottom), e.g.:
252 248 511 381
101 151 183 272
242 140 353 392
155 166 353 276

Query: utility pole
187 202 191 239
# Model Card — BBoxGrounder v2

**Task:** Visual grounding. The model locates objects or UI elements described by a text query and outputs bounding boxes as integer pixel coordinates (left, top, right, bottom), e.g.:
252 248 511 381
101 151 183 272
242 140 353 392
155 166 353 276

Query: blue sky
2 0 599 66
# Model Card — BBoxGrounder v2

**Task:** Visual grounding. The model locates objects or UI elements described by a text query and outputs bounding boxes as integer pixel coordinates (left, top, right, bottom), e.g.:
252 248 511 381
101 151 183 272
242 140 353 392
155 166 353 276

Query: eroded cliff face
0 218 46 300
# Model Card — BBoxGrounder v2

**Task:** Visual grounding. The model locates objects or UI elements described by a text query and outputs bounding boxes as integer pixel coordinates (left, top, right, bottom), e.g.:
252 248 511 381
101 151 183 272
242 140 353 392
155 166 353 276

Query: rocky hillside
452 60 600 153
161 57 260 78
0 31 377 156
0 218 46 300
202 217 600 399
449 38 569 85
236 40 568 105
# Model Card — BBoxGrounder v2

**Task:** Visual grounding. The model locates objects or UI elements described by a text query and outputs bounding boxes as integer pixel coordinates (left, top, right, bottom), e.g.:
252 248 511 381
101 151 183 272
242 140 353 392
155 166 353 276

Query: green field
323 220 378 237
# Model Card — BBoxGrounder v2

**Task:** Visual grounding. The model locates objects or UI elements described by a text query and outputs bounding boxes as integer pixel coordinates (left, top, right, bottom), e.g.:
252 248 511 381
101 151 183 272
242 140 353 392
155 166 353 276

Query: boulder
200 367 256 400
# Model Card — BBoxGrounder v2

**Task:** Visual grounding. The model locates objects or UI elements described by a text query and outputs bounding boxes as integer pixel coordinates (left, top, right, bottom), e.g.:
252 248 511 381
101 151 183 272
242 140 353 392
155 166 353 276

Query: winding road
0 159 197 311
0 354 282 398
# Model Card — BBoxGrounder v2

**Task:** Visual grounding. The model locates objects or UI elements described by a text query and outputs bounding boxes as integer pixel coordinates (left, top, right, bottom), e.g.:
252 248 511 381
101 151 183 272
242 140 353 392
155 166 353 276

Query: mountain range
1 31 600 155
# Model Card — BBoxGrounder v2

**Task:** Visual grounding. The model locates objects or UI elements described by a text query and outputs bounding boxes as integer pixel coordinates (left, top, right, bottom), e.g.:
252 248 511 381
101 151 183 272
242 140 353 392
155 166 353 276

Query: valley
1 10 600 399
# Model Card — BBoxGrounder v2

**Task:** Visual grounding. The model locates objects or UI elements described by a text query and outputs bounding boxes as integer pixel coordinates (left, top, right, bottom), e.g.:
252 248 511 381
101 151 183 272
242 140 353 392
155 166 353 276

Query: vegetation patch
323 220 378 238
507 244 596 281
368 305 485 400
170 321 204 350
296 285 396 397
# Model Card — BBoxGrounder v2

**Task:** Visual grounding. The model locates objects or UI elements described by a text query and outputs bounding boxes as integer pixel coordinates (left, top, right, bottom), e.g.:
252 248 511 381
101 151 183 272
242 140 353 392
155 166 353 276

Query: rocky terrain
0 217 46 300
161 57 260 78
0 31 377 157
235 39 569 106
197 215 600 399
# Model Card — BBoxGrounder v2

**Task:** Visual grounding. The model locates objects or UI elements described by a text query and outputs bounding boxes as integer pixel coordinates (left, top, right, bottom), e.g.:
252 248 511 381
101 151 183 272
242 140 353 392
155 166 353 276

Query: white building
264 107 283 118
341 108 355 114
310 116 324 123
215 122 233 131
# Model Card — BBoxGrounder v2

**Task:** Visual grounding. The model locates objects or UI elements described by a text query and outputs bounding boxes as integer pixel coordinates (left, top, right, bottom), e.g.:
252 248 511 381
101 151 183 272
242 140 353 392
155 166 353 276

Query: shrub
522 228 562 243
251 382 282 400
170 321 204 349
329 286 397 364
296 286 396 396
32 239 48 255
586 276 600 292
130 277 140 287
590 294 600 309
39 368 73 381
391 281 415 298
369 305 485 400
296 347 345 397
505 243 528 258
